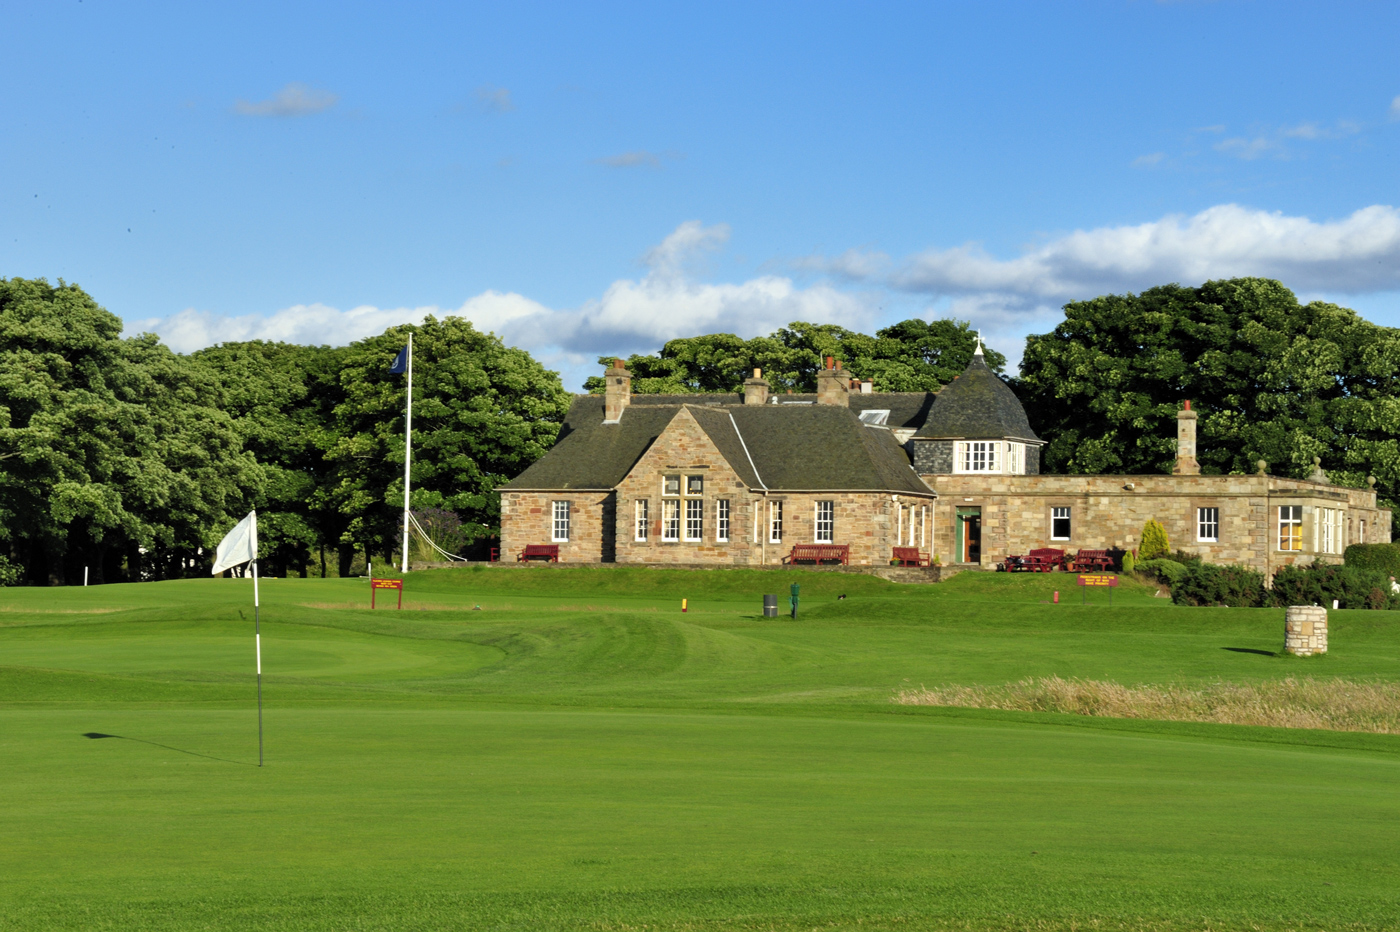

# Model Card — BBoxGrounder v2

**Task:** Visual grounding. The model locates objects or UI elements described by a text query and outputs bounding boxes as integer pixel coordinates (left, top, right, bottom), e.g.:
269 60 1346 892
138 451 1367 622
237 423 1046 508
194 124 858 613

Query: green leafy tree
321 316 571 570
0 278 261 584
1017 279 1400 522
1139 519 1170 560
584 318 1003 394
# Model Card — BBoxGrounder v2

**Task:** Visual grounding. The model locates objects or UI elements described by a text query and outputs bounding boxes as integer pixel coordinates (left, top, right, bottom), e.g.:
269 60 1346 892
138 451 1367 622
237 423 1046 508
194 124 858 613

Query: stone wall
499 490 614 563
1284 605 1328 656
922 472 1390 577
609 408 934 566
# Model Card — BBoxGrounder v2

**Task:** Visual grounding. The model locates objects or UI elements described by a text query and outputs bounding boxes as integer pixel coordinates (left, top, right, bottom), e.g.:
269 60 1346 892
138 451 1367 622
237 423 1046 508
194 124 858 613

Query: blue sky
5 1 1400 388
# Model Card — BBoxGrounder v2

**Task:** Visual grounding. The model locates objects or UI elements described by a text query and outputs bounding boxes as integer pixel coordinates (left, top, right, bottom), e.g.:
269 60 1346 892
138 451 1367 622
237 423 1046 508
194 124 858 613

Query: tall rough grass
896 676 1400 734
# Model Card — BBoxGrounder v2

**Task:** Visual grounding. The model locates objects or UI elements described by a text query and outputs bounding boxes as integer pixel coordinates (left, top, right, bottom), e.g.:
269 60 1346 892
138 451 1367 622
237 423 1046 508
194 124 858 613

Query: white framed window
769 500 784 543
1197 507 1219 542
815 501 834 543
662 475 680 497
1050 506 1071 541
1321 508 1334 554
634 500 649 542
551 501 571 542
1006 442 1024 475
686 475 704 496
716 500 730 542
957 441 1000 473
662 500 680 542
684 499 704 541
858 409 890 426
1278 505 1302 552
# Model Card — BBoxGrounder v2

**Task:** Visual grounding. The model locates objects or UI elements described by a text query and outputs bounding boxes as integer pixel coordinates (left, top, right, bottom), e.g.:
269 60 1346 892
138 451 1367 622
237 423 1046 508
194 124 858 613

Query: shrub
1120 551 1135 574
1139 520 1170 560
1268 560 1399 610
1138 558 1187 586
1169 549 1203 566
0 555 18 586
1171 562 1265 607
1344 543 1400 578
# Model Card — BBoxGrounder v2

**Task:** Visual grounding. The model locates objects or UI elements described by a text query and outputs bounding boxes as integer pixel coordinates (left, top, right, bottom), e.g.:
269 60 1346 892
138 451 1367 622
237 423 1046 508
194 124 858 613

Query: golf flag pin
212 511 257 575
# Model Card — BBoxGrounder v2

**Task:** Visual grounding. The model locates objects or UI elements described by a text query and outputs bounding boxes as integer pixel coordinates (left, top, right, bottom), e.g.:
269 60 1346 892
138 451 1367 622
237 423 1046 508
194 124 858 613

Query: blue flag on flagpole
389 346 409 374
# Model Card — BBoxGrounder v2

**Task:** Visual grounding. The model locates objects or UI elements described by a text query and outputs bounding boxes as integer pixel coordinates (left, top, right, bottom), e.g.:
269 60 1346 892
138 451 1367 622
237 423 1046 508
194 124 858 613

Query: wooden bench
517 544 560 563
784 544 850 566
1000 547 1066 572
1069 548 1113 572
892 546 930 567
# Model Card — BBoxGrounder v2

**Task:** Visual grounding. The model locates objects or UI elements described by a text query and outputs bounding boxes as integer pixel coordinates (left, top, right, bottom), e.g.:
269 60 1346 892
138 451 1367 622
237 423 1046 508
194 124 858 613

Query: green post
790 583 800 619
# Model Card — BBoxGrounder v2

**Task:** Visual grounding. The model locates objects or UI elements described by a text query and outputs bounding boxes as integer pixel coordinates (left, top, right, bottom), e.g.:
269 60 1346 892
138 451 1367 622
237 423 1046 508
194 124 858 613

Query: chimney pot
825 356 834 370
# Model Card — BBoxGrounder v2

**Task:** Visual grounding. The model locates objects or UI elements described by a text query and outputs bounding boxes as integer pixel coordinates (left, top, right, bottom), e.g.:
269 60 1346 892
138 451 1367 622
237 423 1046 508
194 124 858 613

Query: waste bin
763 594 778 617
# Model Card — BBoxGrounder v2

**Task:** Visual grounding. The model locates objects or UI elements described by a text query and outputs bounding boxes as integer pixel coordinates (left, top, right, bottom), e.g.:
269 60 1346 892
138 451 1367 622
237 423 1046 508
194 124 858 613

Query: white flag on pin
212 511 258 575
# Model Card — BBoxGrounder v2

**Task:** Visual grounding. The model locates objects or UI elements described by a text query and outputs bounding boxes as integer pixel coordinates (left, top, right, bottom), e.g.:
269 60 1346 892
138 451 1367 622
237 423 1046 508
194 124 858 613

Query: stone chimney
816 356 850 406
1172 400 1199 475
743 367 770 405
604 358 631 424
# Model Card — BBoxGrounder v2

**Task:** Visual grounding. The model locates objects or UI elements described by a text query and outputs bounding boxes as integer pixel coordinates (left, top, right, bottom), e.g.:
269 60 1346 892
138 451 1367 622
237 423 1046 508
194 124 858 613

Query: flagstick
401 333 413 574
253 555 262 767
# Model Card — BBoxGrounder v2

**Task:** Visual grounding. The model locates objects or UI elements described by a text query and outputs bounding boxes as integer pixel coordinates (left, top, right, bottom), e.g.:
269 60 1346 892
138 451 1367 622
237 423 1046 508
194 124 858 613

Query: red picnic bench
892 546 930 567
517 544 560 563
1068 548 1114 572
784 544 850 566
999 547 1066 573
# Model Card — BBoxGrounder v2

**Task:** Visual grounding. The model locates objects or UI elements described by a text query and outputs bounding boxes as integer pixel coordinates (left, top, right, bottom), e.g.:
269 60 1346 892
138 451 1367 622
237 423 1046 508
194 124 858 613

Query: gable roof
502 395 933 495
913 353 1042 443
503 395 672 489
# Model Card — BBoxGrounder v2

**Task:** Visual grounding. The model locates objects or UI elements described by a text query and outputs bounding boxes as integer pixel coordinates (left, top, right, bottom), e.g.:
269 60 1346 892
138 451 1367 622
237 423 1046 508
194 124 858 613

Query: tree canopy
583 319 1004 394
1 279 571 584
1016 278 1400 511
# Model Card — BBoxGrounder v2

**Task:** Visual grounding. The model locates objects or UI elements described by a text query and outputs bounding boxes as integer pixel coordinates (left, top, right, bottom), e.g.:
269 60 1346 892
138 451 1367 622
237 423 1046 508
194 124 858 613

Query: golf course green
3 565 1399 931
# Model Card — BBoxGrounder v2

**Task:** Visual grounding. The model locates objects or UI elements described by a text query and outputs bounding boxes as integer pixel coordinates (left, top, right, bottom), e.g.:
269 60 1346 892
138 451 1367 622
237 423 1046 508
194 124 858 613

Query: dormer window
858 409 890 426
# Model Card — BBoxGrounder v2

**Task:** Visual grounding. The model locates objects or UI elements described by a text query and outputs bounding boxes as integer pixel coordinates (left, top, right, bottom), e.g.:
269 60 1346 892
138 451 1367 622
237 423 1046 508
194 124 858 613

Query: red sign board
1077 574 1119 587
371 577 403 609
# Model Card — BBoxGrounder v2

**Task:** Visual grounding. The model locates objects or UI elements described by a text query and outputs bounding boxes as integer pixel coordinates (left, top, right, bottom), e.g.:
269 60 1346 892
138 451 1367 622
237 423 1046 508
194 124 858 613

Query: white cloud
819 203 1400 304
126 222 873 384
1215 135 1278 160
234 82 339 117
475 85 514 113
594 150 682 169
1391 95 1400 120
1132 152 1165 168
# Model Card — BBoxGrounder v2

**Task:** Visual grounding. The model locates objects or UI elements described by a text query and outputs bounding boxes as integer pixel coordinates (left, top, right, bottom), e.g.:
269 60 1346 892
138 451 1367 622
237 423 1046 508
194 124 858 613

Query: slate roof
913 353 1042 443
627 390 935 430
504 395 672 489
502 395 933 495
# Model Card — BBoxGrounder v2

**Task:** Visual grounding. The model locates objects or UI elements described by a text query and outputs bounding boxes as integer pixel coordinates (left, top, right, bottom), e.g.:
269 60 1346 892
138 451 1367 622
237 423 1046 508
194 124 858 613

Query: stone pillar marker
1284 605 1328 656
604 358 631 424
1173 400 1199 476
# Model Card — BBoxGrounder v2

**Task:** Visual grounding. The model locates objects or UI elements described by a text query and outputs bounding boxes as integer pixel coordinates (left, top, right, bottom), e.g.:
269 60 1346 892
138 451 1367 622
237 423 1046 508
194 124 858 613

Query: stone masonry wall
923 472 1390 577
1284 605 1328 656
499 490 614 563
610 407 935 566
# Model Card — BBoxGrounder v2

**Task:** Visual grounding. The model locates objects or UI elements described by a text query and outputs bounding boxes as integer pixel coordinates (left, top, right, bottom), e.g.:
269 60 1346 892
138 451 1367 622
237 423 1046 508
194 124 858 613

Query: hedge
1343 543 1400 578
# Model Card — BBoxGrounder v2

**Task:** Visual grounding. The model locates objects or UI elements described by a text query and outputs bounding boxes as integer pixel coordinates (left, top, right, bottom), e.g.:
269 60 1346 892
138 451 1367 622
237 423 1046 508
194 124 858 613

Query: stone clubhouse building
499 349 1391 576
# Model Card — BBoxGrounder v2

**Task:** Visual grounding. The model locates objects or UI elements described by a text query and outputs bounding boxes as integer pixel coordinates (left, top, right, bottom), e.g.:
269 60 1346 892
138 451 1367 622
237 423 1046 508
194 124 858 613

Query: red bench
1069 549 1113 572
517 544 560 563
1000 547 1066 572
892 546 930 567
784 544 850 566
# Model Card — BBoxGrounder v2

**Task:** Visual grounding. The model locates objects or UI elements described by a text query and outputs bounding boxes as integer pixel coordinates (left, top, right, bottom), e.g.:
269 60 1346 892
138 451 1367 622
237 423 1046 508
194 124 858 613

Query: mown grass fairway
4 566 1400 930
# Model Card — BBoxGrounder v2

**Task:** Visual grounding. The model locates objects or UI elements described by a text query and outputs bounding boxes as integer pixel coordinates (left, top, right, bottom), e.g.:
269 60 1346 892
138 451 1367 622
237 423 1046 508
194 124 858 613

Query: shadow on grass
1222 647 1278 657
82 732 251 765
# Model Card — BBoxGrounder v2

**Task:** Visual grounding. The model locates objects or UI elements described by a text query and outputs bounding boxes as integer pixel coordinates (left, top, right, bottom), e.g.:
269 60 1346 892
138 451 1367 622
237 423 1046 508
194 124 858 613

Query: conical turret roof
914 349 1042 443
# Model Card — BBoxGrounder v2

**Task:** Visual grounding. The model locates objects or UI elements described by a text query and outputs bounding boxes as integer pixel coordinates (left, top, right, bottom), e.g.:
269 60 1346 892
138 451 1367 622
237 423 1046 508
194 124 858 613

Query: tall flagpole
401 334 413 574
251 511 263 767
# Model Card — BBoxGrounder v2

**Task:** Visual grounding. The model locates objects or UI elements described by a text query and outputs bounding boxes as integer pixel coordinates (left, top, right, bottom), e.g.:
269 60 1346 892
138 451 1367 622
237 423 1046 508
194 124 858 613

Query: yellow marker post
681 598 688 613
